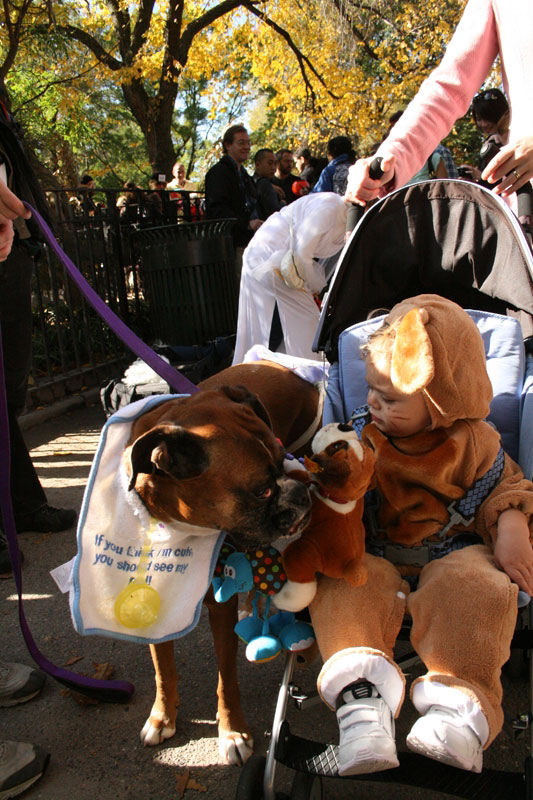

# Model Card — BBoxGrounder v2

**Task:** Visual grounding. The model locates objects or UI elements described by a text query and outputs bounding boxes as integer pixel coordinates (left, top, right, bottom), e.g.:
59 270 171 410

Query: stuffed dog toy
124 360 320 764
277 423 375 612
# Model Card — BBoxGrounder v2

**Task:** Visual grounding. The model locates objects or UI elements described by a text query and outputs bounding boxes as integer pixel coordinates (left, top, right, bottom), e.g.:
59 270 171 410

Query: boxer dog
125 360 321 764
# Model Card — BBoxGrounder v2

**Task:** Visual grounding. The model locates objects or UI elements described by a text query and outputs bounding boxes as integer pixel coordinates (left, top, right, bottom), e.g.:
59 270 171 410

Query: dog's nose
290 480 311 508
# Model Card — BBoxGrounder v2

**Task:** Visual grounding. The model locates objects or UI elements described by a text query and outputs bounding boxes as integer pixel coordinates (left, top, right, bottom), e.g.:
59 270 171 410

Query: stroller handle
346 157 384 234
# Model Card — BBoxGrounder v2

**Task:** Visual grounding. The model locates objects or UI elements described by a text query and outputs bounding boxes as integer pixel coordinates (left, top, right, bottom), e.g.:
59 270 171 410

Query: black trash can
132 219 238 345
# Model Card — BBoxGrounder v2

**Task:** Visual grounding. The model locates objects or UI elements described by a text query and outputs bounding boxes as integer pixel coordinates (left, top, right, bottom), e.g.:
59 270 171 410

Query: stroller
236 179 533 799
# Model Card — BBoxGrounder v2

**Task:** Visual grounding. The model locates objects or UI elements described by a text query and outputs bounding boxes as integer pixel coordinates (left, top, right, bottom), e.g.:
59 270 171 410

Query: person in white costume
232 192 348 364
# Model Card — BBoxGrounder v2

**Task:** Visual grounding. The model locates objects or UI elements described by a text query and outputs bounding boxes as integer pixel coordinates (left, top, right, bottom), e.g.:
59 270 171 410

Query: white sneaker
336 682 399 776
406 704 483 773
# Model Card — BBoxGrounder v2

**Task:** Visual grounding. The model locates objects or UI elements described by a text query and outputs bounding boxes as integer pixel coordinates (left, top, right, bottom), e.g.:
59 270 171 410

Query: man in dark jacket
272 148 299 204
253 148 283 220
204 125 262 278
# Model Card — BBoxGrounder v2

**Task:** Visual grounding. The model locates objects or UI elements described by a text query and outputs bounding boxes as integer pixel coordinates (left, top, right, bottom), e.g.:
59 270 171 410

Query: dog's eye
255 486 272 499
224 565 236 579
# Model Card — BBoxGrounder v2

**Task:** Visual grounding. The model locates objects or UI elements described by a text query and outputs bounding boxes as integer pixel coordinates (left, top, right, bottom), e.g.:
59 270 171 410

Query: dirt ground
1 399 531 799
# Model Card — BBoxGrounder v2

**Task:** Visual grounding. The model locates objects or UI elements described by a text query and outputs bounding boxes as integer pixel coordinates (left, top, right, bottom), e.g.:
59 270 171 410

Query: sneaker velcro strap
336 680 375 709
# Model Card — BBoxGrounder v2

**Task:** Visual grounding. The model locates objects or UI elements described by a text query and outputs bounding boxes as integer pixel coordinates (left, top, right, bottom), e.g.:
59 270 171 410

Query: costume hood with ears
377 294 493 429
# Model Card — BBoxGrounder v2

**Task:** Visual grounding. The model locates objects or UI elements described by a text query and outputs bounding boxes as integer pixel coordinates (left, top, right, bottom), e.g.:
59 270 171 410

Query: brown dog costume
310 295 533 767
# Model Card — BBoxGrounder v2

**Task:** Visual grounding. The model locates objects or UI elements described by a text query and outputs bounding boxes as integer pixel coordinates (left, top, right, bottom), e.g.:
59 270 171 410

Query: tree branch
178 0 252 65
1 0 39 78
243 2 340 106
330 0 379 60
12 64 98 113
105 0 132 60
52 24 123 71
162 0 183 80
131 0 157 55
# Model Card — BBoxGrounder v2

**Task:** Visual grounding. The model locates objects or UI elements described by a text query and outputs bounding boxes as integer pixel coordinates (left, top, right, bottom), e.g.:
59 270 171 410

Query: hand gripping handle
345 157 385 235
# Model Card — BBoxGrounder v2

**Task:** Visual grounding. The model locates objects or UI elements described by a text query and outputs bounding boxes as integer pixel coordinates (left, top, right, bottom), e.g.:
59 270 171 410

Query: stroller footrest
274 722 525 797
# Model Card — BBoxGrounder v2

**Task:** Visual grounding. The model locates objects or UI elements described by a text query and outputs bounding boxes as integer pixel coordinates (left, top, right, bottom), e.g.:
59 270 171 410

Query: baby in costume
309 294 533 776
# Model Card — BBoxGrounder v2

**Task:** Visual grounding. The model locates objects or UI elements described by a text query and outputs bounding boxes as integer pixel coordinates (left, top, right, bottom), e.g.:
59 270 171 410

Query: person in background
345 0 533 207
294 146 321 188
312 136 357 195
253 148 284 220
205 125 261 279
143 174 165 221
78 174 95 192
273 149 299 204
459 89 509 184
75 173 97 214
435 142 458 179
116 180 139 214
166 162 196 192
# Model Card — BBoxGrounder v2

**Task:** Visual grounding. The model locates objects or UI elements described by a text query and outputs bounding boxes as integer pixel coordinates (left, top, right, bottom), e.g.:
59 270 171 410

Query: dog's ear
220 384 273 429
128 424 210 490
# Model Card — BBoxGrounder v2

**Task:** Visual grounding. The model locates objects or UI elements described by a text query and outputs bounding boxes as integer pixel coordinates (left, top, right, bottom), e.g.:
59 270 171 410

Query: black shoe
15 505 77 534
0 532 23 578
0 741 50 798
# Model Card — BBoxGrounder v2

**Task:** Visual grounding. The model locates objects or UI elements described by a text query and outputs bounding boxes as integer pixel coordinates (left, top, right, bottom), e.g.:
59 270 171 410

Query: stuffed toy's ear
390 308 433 394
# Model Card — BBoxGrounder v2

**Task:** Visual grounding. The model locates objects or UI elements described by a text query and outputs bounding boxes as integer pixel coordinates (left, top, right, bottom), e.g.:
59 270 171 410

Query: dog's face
124 386 312 549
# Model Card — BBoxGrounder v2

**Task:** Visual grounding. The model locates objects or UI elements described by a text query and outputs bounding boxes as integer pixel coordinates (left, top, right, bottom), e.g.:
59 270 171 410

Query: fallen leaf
176 769 189 798
64 655 84 666
71 692 99 707
187 777 207 793
92 661 114 680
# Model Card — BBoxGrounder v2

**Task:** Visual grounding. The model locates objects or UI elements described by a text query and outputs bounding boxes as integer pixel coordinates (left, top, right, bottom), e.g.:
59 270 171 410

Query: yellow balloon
114 583 161 628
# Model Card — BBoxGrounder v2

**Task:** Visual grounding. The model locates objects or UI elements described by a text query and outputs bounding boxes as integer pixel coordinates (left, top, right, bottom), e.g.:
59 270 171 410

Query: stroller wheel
290 771 323 800
235 754 266 800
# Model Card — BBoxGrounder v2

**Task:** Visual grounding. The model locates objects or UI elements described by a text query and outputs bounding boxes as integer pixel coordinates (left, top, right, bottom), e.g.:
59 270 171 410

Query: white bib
54 395 225 644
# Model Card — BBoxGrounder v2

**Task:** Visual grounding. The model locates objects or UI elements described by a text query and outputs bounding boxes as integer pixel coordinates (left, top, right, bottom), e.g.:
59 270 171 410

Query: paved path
1 400 530 799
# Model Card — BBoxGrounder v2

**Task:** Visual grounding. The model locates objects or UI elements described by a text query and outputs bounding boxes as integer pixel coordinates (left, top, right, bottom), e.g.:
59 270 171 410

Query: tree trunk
122 78 179 179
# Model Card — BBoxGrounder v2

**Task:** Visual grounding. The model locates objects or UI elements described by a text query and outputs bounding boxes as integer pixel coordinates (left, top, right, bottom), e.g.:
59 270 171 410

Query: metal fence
27 188 210 408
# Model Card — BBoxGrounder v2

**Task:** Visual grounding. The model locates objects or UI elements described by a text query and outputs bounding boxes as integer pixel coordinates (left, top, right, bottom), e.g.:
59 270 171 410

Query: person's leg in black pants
0 242 75 548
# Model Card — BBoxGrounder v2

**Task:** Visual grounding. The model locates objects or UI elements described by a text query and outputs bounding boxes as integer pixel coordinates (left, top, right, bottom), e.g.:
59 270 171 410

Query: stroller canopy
314 180 533 361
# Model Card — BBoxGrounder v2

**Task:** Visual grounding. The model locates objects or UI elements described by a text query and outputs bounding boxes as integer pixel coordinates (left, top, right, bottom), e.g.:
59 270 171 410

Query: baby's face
366 360 431 437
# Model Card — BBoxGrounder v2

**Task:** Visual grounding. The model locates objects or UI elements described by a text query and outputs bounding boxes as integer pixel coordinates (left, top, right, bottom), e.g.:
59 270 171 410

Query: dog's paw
219 731 254 765
140 717 176 746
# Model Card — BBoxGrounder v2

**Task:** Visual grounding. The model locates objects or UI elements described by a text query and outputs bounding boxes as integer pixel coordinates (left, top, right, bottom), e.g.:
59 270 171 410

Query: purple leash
0 205 201 701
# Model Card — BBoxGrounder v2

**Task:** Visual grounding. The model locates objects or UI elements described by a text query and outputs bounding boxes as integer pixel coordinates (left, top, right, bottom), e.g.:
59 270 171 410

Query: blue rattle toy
212 544 315 663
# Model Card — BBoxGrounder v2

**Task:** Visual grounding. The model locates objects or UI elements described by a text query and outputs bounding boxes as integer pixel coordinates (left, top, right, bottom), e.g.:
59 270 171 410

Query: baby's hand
494 509 533 595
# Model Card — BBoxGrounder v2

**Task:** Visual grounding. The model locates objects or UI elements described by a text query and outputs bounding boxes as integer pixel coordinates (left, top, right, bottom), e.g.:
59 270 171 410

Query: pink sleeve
377 0 499 190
